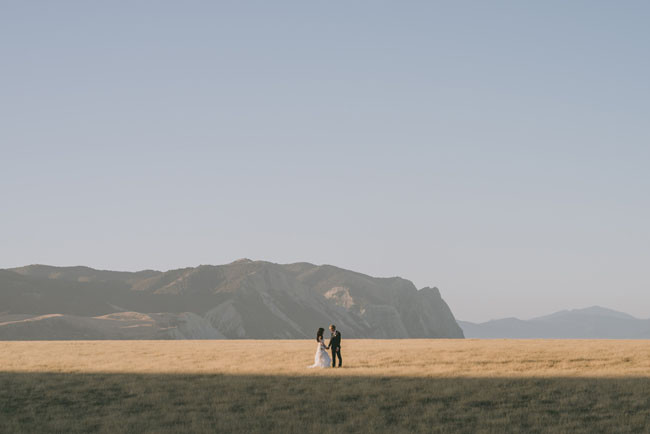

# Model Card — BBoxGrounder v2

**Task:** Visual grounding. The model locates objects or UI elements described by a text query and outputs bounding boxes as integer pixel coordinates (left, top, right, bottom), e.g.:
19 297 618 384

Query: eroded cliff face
1 261 464 339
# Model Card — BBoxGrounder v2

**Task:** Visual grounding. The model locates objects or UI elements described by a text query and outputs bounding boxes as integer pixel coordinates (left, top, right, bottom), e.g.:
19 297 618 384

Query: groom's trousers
331 346 342 367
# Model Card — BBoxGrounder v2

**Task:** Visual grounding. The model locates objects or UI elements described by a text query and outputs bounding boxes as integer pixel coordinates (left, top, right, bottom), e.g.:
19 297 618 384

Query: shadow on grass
1 372 649 433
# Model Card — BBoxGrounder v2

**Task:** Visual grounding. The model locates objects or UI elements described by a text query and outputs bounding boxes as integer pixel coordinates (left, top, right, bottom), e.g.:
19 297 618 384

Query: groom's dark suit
328 330 342 367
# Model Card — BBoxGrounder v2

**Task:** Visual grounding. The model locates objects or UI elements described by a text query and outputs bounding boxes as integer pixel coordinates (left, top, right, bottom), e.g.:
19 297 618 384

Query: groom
326 324 342 368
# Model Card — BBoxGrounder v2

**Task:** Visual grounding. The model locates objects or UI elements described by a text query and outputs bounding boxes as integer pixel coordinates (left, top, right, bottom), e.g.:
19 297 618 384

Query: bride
308 327 331 368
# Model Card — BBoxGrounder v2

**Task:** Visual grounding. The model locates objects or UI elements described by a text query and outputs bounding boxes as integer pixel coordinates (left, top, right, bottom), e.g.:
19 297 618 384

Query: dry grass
1 340 649 433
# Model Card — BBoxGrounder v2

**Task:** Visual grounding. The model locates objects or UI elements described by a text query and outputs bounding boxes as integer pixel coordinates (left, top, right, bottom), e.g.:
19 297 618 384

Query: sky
1 1 649 322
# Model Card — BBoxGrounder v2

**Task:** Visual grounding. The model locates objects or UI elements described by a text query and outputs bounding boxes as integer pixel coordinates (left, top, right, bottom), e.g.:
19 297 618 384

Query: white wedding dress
308 339 331 368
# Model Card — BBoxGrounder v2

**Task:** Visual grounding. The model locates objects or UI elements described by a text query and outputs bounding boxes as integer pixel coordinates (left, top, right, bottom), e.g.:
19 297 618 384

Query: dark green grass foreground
1 373 649 433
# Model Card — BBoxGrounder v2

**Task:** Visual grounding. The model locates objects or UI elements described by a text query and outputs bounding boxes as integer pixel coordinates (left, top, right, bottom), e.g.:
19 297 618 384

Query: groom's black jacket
329 331 341 348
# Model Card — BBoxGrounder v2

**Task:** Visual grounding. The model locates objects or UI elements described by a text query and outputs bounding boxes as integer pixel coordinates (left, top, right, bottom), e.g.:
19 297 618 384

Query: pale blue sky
1 1 649 322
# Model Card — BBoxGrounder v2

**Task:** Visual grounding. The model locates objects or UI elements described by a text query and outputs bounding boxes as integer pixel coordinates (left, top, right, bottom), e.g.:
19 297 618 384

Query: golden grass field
1 339 649 433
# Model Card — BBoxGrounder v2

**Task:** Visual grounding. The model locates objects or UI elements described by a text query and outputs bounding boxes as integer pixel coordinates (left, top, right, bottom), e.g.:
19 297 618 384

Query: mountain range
0 260 464 340
458 306 650 339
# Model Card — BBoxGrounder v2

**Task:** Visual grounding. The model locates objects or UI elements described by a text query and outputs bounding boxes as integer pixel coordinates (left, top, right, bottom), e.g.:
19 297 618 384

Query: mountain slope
0 260 463 340
458 306 650 339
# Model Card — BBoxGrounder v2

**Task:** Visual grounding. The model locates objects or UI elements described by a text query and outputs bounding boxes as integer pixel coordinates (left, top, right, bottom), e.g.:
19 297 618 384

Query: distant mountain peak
533 306 637 321
577 306 637 318
459 305 648 339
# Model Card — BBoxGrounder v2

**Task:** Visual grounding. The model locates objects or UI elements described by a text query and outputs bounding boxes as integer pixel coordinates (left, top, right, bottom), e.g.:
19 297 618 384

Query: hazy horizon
2 2 649 323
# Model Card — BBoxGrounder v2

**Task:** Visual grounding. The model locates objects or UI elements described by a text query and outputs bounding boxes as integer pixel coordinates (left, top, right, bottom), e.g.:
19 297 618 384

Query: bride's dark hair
316 327 324 342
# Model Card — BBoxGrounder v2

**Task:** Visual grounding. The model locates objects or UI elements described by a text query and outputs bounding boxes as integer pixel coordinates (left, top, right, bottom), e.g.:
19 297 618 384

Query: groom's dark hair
329 324 336 331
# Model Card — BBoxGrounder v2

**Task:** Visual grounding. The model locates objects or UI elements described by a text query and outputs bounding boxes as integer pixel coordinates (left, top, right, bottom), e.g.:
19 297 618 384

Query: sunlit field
2 340 649 433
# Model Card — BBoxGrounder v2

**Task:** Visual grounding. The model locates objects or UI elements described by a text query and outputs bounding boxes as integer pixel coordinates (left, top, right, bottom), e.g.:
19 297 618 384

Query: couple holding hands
309 324 342 368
